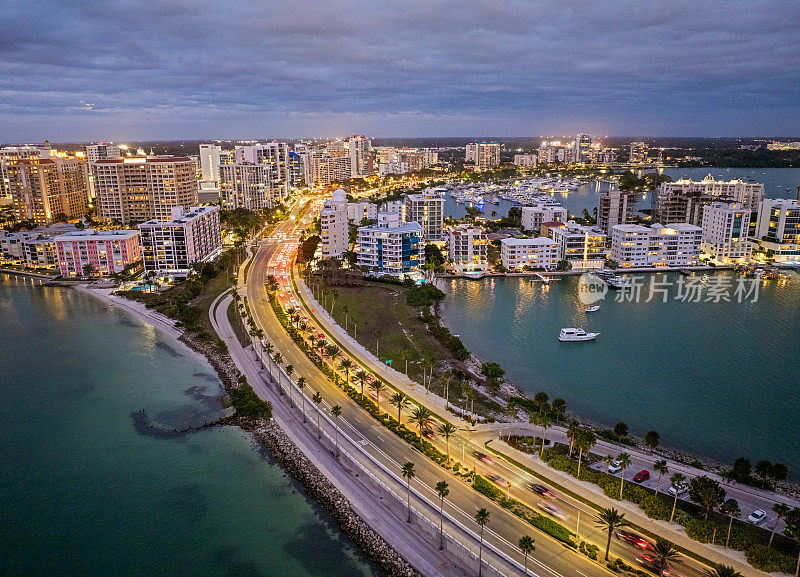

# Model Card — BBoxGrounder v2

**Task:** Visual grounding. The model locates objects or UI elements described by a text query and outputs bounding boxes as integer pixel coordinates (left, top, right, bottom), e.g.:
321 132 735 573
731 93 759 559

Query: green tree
519 535 535 575
475 508 491 577
724 501 741 548
645 430 660 454
480 362 505 389
704 565 743 577
669 473 686 524
285 364 295 406
616 452 632 499
402 461 415 523
654 460 669 495
273 352 284 394
755 460 773 489
408 406 434 449
369 380 387 413
689 476 725 520
595 507 628 561
390 391 410 425
312 392 323 439
354 370 369 397
575 430 597 477
436 480 450 550
332 405 342 457
652 539 681 574
770 503 791 547
783 507 800 577
613 422 628 444
296 377 307 422
339 358 353 385
438 422 457 464
551 398 567 421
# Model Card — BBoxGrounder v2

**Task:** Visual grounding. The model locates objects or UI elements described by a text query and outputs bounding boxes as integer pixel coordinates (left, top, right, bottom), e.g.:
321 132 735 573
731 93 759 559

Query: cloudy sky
2 0 798 141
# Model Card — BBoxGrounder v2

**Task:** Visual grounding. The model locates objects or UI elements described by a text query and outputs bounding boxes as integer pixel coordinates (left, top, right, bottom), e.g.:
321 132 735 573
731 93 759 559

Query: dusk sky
2 0 799 141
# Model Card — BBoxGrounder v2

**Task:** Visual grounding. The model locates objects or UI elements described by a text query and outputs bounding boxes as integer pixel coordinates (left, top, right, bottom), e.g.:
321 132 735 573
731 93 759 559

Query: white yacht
585 305 600 312
558 328 600 342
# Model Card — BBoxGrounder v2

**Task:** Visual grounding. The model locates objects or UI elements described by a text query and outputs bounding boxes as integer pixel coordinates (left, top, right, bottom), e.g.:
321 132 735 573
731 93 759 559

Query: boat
585 305 600 312
678 268 692 276
605 275 632 289
558 328 600 342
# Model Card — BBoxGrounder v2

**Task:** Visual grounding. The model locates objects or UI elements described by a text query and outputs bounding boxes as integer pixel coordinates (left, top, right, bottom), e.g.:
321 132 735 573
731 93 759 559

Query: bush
473 475 504 500
685 519 716 544
406 283 445 306
640 495 671 520
230 383 272 419
746 545 796 574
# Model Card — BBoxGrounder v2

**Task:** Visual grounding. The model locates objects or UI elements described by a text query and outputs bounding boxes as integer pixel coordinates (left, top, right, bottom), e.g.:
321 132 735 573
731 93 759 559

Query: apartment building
500 237 559 271
7 156 89 225
83 143 122 163
597 189 638 234
574 133 592 163
549 221 607 269
513 154 537 167
319 189 349 258
55 229 141 277
700 202 752 264
233 143 290 201
199 143 223 182
300 151 353 186
629 142 649 164
754 198 800 262
521 203 568 232
446 225 487 273
610 223 702 268
405 190 444 241
138 205 221 274
347 201 378 223
357 212 423 276
94 157 197 224
465 142 501 170
346 135 371 177
0 145 52 199
219 163 278 211
653 176 764 226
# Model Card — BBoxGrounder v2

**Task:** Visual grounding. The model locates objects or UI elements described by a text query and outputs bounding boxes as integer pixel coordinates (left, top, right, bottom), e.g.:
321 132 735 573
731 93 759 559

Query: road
240 202 720 577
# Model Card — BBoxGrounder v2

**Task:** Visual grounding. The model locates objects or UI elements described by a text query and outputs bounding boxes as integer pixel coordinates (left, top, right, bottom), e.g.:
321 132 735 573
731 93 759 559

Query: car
422 429 436 440
747 509 767 524
471 451 494 464
617 529 655 550
527 483 556 498
719 498 739 515
636 555 672 576
608 460 623 474
537 501 568 520
669 481 689 496
633 470 650 483
486 474 507 487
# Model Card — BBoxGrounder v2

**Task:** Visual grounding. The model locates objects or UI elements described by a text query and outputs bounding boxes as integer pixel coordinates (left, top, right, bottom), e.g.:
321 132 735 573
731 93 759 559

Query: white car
669 481 689 496
608 461 623 474
748 509 767 525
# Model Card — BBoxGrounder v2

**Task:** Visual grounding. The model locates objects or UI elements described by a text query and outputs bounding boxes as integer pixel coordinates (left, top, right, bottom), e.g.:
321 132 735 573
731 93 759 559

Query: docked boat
585 305 600 312
678 268 692 276
605 275 632 289
558 328 600 342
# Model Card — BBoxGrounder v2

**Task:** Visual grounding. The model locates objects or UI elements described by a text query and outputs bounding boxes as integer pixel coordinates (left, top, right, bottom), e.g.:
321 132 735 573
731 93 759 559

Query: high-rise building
287 151 304 186
233 143 290 201
629 142 649 164
654 176 764 226
93 157 198 224
549 220 607 269
138 205 222 274
537 144 557 165
83 143 122 163
219 163 276 211
7 156 89 225
573 133 592 163
0 146 50 199
357 212 423 276
319 189 349 258
754 198 800 262
700 202 752 264
300 152 353 186
199 143 222 182
513 154 537 167
405 190 444 241
500 237 559 271
521 203 568 232
54 228 141 277
447 225 488 273
347 201 378 223
346 135 371 177
465 142 501 170
610 223 701 268
597 189 638 233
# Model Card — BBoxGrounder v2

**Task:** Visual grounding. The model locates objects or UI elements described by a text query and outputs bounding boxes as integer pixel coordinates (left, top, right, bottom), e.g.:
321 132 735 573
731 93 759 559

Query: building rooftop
54 228 139 241
501 236 558 246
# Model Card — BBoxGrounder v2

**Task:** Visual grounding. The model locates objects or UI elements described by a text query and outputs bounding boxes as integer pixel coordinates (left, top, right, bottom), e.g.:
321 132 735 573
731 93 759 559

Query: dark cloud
1 0 798 140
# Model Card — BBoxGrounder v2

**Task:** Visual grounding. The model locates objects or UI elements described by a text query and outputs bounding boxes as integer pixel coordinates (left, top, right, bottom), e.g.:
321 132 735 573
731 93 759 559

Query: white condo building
347 201 378 223
574 133 592 163
500 237 559 271
199 143 222 182
700 202 752 264
138 205 222 274
346 135 371 177
446 225 488 273
357 212 423 276
219 163 278 211
610 223 702 268
521 203 568 232
83 144 122 163
319 189 349 258
754 198 800 263
654 175 764 225
465 142 501 170
405 190 444 241
549 221 607 269
513 154 537 167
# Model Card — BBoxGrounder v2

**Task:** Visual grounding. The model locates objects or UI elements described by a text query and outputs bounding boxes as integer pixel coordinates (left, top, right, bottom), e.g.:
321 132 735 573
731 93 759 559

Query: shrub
685 519 717 544
746 545 796 574
473 475 504 500
230 383 272 419
640 495 671 520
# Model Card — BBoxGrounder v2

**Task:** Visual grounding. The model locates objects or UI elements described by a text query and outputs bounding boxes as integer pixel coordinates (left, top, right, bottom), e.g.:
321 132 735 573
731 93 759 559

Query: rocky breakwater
254 419 421 577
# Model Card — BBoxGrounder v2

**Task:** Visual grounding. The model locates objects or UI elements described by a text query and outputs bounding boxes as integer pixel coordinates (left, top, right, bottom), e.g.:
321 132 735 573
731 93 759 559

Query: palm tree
704 565 743 577
312 392 323 439
342 304 350 331
436 480 450 550
285 364 295 406
369 380 387 413
566 421 580 456
616 452 632 499
374 329 382 357
669 472 686 524
724 501 741 548
653 539 681 574
595 507 629 561
654 459 669 495
297 377 307 423
539 414 552 458
576 431 597 478
390 391 409 425
770 503 791 547
339 358 353 385
408 406 434 449
332 405 342 457
401 348 412 375
519 536 535 575
645 430 660 454
603 454 616 474
439 423 457 464
273 352 284 394
325 344 341 381
475 508 490 577
503 402 518 440
402 461 415 523
354 370 369 397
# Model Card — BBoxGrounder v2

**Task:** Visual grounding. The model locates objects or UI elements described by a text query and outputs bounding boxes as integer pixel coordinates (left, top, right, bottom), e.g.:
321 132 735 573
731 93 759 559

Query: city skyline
2 1 799 141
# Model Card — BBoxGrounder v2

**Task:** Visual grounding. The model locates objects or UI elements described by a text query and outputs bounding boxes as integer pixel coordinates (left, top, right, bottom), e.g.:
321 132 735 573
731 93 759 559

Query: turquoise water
439 271 800 470
0 274 380 577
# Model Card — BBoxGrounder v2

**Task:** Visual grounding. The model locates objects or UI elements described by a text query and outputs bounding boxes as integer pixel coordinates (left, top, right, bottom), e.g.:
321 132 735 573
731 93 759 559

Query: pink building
55 229 141 277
